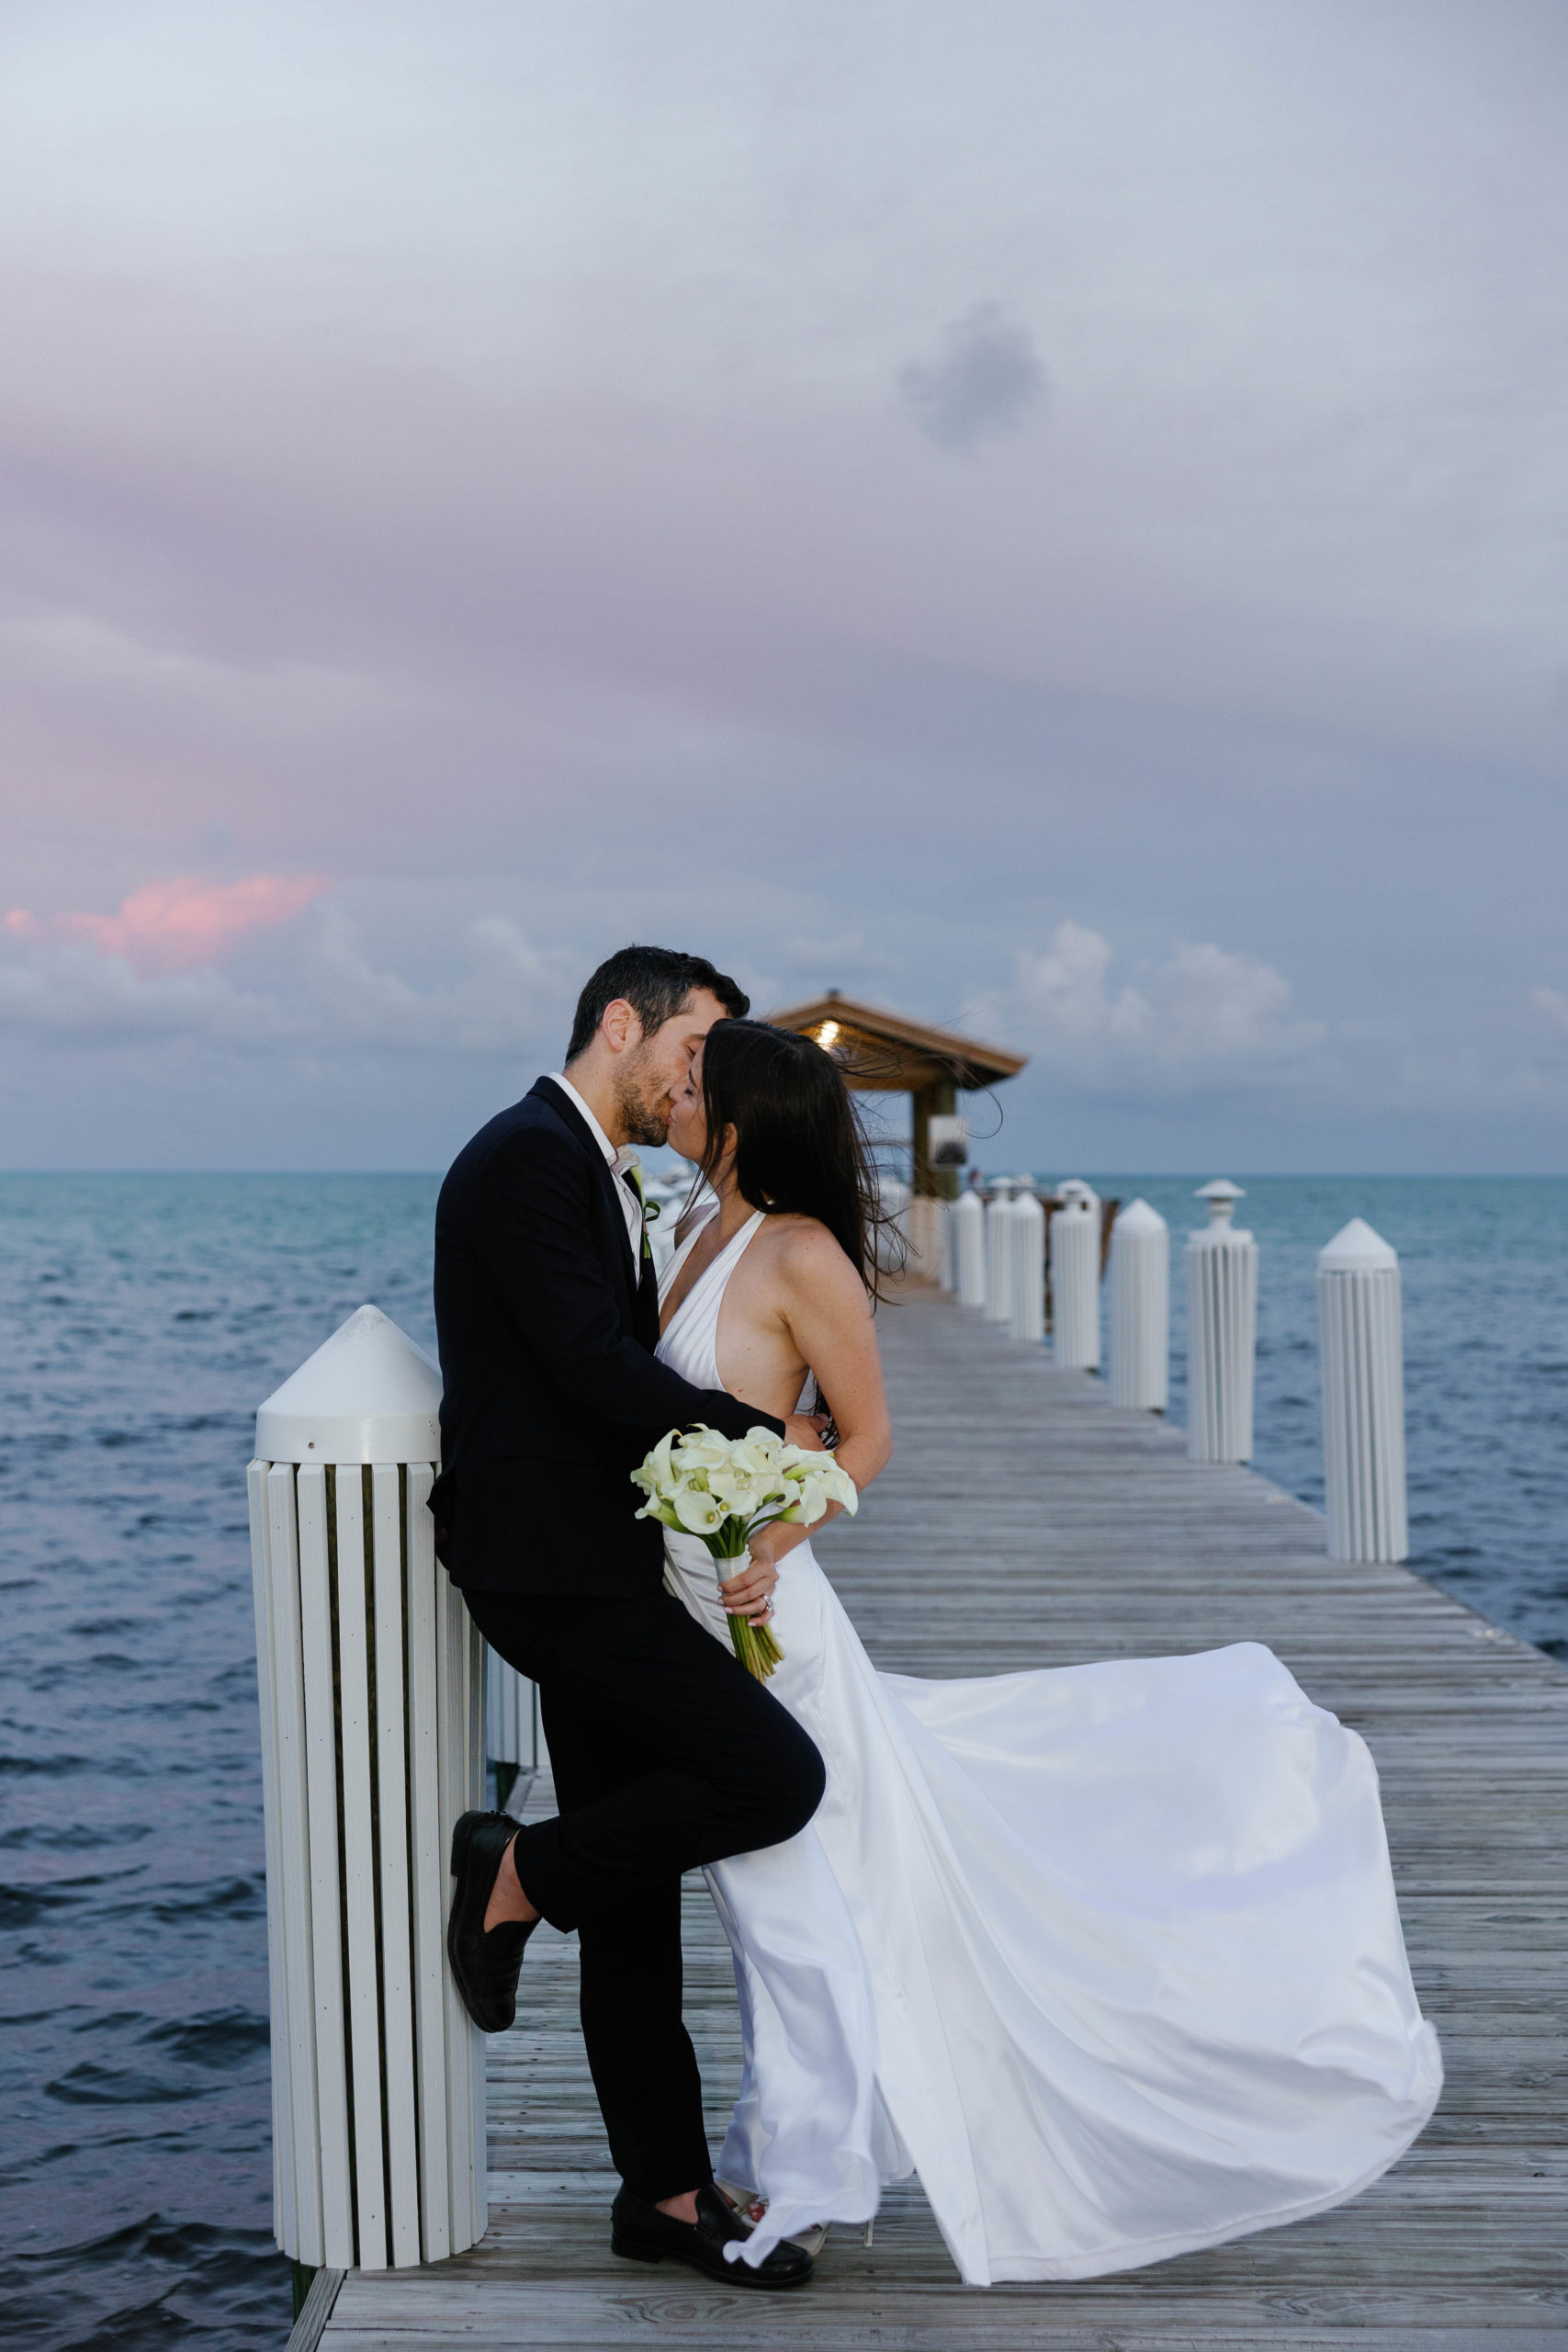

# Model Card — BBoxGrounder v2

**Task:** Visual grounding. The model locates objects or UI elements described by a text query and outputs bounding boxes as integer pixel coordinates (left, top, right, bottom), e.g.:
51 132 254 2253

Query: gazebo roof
766 991 1027 1092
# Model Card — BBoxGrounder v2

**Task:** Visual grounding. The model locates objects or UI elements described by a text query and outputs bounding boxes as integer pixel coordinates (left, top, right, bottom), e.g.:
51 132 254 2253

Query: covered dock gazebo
768 989 1027 1204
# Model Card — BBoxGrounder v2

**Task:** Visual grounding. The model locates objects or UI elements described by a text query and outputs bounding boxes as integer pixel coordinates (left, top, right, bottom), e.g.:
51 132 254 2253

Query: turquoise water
0 1172 1562 2349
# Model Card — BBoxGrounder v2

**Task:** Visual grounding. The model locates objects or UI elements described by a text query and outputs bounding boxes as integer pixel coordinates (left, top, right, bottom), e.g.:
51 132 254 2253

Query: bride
653 1016 1442 2285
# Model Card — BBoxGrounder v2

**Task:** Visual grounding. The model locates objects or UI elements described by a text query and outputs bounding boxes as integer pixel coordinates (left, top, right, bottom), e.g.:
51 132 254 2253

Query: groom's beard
614 1051 674 1148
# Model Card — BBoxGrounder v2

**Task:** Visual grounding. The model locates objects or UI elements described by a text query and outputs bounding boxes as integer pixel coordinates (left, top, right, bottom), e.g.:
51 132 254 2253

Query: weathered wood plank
319 1283 1568 2348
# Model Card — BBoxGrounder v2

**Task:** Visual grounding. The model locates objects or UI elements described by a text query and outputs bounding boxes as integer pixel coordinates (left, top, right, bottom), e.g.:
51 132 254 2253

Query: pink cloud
44 874 330 971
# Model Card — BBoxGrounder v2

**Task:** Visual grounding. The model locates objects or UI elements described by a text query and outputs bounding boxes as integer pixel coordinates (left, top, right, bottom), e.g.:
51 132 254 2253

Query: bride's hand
719 1551 780 1622
783 1412 830 1453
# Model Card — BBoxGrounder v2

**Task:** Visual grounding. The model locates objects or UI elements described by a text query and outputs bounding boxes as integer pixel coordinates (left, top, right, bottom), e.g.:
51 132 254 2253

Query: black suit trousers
462 1584 826 2202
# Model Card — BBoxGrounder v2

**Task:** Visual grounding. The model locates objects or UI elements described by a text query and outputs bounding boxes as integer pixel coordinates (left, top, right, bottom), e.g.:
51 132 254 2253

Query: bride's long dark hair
695 1019 895 1295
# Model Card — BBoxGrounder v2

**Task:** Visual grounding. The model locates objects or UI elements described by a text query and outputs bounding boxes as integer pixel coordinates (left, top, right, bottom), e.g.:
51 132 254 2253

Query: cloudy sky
4 0 1565 1171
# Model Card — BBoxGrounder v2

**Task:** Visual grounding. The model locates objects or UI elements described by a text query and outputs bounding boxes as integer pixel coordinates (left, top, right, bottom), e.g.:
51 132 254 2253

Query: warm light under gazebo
768 989 1027 1202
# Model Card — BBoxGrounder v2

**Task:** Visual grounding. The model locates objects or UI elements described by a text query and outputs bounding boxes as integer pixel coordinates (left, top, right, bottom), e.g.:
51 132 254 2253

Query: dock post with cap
1050 1181 1102 1370
1318 1218 1408 1563
1186 1182 1258 1463
1009 1182 1046 1344
247 1305 487 2283
1108 1199 1170 1411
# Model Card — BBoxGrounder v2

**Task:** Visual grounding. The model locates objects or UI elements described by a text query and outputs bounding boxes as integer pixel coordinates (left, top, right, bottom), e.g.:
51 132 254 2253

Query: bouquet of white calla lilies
632 1422 858 1678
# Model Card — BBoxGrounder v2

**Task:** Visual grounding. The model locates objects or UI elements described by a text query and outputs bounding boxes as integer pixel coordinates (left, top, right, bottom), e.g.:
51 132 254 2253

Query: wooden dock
307 1283 1568 2348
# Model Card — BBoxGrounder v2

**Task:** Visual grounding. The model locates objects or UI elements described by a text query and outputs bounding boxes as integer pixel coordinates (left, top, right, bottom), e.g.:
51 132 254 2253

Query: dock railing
932 1179 1411 1566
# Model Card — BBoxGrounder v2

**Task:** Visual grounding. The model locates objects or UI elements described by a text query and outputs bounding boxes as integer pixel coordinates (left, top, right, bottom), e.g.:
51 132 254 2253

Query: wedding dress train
655 1210 1441 2284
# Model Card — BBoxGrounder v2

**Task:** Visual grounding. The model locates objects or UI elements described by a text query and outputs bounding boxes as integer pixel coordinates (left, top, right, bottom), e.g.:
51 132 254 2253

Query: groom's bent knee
752 1716 827 1848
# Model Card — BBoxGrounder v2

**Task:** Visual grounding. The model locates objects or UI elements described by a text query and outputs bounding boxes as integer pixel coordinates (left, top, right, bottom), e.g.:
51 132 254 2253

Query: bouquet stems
716 1545 784 1681
726 1607 784 1681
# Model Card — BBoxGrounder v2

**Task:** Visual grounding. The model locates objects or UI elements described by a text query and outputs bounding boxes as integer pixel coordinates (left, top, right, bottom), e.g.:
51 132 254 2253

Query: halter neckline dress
654 1207 1440 2282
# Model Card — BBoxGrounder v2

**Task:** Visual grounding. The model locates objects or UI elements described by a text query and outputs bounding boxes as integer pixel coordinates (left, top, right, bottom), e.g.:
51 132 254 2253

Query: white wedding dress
656 1209 1441 2284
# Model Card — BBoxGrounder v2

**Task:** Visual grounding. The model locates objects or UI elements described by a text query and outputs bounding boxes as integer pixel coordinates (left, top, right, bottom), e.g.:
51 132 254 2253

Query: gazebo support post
911 1080 959 1203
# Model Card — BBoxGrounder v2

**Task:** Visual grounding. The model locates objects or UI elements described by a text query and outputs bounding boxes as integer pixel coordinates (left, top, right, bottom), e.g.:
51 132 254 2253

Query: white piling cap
1196 1178 1245 1226
256 1304 443 1465
1055 1178 1099 1209
1318 1217 1398 1272
953 1187 982 1215
1115 1197 1168 1235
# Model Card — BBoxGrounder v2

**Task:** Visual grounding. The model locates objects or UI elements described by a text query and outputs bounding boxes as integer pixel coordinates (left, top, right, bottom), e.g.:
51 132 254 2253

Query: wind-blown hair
696 1019 897 1295
566 944 749 1063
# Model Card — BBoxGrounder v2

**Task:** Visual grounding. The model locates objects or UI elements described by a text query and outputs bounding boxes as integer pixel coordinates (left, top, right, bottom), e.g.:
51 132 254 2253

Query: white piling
1108 1199 1169 1410
953 1188 987 1308
1050 1181 1101 1369
1317 1218 1408 1563
249 1306 487 2274
901 1193 945 1283
1009 1186 1046 1343
486 1647 537 1796
984 1178 1017 1321
877 1174 911 1275
937 1198 955 1293
1186 1181 1258 1463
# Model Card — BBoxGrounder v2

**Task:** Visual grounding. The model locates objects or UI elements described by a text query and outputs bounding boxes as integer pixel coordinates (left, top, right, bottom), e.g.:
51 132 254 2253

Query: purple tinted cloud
1 1 1566 1168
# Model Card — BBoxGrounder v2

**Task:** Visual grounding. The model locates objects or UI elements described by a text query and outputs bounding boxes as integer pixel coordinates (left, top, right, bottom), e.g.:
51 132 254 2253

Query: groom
430 944 826 2290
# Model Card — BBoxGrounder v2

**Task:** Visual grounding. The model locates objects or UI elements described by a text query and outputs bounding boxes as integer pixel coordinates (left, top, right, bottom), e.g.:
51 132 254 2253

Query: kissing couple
430 944 1441 2290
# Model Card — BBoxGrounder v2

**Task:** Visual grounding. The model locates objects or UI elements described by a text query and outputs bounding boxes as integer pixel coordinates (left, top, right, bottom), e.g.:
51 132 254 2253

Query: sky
2 0 1566 1173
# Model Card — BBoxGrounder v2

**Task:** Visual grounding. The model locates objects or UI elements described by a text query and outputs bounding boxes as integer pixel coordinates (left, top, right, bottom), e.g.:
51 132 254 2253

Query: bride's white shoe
716 2181 829 2260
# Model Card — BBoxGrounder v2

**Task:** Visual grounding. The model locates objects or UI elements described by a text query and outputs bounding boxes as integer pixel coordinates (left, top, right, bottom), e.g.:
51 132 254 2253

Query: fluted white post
1317 1219 1407 1562
486 1647 537 1803
877 1174 910 1275
1050 1181 1101 1369
984 1178 1017 1321
1186 1181 1258 1463
248 1306 487 2275
901 1193 944 1282
1108 1199 1169 1410
1008 1186 1046 1342
953 1188 987 1308
938 1198 956 1293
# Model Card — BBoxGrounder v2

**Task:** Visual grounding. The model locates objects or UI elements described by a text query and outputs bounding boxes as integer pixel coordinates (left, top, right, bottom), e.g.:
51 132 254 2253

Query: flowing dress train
656 1210 1441 2284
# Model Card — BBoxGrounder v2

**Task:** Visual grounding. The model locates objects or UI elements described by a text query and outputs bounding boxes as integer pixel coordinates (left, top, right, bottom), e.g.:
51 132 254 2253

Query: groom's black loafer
610 2184 814 2289
447 1810 537 2033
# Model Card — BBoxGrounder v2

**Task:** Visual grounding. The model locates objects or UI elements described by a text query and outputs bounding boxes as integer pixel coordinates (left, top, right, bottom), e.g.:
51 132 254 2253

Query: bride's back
713 1210 855 1415
661 1018 893 1483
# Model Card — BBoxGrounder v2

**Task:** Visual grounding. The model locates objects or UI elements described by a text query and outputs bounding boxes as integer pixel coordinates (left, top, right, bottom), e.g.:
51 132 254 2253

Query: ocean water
1 1171 1563 2351
0 1178 442 2352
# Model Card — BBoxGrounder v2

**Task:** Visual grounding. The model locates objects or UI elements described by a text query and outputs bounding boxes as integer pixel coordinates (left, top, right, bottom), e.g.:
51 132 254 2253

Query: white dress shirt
546 1071 645 1271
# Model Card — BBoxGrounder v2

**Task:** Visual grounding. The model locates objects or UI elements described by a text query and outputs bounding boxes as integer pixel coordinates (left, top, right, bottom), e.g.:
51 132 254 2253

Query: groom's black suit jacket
431 1077 784 1598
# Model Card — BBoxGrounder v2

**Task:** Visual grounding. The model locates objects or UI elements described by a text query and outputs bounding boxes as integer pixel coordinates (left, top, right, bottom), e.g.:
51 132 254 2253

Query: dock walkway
313 1283 1568 2347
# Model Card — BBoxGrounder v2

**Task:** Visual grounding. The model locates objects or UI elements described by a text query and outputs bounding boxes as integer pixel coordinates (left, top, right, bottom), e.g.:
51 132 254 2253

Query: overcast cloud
2 0 1565 1170
899 304 1047 449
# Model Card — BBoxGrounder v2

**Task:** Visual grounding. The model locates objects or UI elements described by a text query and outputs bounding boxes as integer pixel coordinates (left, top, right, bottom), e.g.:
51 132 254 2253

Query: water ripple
1 1172 443 2351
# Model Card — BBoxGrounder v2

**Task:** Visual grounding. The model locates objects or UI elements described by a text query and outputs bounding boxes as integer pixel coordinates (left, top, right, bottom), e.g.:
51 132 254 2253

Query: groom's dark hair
566 944 750 1062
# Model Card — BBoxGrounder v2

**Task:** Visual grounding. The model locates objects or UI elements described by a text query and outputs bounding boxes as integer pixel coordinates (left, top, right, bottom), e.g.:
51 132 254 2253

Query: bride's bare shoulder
760 1213 865 1300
